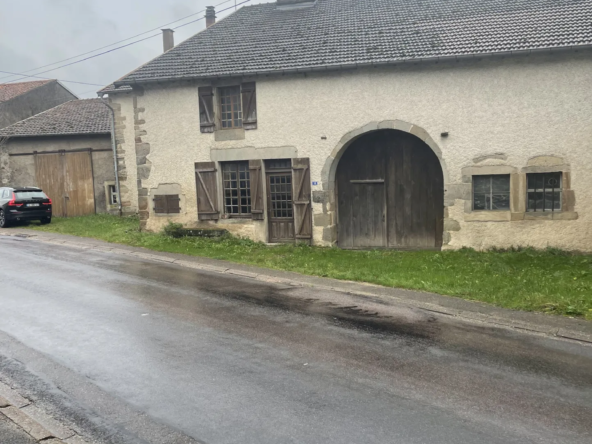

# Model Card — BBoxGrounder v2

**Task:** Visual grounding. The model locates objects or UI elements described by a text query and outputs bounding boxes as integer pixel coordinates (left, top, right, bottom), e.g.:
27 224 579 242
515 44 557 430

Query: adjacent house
101 0 592 251
0 99 118 217
0 79 78 129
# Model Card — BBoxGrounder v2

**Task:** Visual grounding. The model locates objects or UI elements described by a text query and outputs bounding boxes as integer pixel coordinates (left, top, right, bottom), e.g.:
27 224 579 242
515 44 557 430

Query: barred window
219 86 242 129
223 162 251 216
473 175 510 211
527 172 562 212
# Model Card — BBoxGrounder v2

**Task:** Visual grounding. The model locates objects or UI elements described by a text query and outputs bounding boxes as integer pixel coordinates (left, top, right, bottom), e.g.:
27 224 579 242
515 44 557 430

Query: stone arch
321 120 449 190
318 120 450 248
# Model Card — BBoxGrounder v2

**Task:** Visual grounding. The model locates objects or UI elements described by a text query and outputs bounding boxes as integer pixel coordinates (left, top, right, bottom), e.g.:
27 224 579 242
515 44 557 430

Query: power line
2 1 252 86
0 70 104 87
0 0 237 83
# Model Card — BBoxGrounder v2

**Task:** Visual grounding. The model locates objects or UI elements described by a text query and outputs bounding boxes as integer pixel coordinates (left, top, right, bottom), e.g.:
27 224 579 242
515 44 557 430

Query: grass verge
23 214 592 320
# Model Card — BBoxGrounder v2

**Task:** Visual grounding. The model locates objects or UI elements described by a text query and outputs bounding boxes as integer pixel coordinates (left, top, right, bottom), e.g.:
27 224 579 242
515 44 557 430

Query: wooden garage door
35 151 95 217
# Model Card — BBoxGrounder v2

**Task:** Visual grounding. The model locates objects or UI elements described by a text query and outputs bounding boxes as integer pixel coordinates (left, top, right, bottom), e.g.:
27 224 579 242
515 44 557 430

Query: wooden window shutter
195 161 219 220
165 195 181 214
153 195 166 214
198 87 215 133
292 158 312 242
241 82 257 130
249 159 264 220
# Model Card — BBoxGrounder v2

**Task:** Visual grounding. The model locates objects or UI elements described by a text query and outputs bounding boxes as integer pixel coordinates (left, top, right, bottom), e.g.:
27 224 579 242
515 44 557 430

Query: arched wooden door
336 130 444 249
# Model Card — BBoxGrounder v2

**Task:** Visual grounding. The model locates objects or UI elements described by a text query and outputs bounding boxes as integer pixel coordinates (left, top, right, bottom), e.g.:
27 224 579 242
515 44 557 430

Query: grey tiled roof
0 99 111 138
115 0 592 85
97 83 133 95
0 80 53 103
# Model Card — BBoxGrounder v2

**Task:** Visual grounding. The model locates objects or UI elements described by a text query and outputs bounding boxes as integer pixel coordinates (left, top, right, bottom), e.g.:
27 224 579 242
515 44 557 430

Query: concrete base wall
111 50 592 251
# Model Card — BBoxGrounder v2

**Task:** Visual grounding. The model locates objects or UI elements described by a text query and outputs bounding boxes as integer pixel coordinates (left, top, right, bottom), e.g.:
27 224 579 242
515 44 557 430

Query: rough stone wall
109 50 592 251
109 94 138 215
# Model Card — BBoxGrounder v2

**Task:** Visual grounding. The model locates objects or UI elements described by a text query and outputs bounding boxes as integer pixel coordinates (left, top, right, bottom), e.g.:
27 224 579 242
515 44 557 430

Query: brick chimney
205 6 216 28
162 29 174 52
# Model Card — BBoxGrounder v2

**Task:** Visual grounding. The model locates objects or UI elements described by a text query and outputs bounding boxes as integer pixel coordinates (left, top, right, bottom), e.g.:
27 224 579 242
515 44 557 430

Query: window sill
523 211 578 221
465 211 578 222
465 211 512 222
214 128 245 141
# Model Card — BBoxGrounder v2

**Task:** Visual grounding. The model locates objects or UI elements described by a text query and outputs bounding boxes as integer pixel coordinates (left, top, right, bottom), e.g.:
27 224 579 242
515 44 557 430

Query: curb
0 381 88 444
3 230 592 346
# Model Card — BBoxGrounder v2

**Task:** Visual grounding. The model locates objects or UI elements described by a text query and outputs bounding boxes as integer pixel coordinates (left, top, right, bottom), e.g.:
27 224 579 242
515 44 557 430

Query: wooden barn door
350 181 386 248
35 151 95 217
337 130 443 250
337 135 387 249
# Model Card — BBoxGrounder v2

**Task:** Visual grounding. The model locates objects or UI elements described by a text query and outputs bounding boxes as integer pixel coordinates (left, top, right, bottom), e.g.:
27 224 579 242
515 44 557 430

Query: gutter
113 44 592 88
98 99 123 217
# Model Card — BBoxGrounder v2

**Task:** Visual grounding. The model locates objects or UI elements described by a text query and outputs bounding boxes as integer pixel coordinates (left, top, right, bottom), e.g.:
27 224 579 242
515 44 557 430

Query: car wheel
40 217 51 225
0 210 9 228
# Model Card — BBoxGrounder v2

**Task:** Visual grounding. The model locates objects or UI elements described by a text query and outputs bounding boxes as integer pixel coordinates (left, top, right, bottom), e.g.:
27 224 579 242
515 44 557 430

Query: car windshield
14 191 48 200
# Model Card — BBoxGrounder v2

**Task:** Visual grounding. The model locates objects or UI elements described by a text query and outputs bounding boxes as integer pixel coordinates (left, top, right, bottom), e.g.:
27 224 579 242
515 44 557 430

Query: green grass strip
25 214 592 320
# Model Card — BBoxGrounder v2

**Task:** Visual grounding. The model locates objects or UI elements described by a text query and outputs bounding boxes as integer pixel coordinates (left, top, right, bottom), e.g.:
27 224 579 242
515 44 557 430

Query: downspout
99 99 123 217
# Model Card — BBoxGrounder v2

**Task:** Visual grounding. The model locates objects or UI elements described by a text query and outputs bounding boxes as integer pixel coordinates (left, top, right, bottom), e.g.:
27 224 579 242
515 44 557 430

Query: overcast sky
0 0 273 98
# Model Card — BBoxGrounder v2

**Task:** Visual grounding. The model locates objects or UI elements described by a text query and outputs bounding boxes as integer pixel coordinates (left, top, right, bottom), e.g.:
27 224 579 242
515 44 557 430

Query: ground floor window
108 185 118 205
472 175 510 210
222 161 251 216
527 172 562 212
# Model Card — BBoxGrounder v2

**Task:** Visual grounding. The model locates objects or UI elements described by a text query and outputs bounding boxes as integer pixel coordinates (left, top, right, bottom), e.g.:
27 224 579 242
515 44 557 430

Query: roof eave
113 44 592 88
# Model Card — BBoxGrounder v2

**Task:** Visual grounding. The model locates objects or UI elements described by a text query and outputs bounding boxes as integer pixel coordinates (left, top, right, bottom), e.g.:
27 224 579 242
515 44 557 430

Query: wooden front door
267 172 295 242
35 151 95 217
337 130 444 250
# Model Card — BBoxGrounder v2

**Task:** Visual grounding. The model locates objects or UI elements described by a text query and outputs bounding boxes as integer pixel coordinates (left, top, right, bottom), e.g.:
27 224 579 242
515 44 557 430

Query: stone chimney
205 6 216 28
162 29 174 52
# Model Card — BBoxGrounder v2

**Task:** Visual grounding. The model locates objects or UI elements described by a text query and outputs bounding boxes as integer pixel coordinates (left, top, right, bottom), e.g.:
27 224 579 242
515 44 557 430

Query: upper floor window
527 172 562 212
199 83 257 133
473 175 510 211
219 86 243 129
222 161 251 216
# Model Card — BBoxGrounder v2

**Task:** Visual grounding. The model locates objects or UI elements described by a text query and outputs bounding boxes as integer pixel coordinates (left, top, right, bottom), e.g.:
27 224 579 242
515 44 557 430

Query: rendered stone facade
109 51 592 251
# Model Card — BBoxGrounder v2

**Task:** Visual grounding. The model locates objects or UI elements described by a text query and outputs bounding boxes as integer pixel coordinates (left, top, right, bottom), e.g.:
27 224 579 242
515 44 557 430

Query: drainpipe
99 99 123 217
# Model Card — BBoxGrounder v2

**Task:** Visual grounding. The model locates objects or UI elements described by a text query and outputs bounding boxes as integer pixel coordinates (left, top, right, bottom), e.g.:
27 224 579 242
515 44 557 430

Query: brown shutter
195 161 219 220
198 87 215 133
249 159 264 220
241 82 257 130
153 195 166 214
292 158 312 242
166 195 181 214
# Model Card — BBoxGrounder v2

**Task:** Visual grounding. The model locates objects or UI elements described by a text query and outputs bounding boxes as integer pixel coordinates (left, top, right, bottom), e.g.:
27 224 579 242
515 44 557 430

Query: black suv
0 187 52 228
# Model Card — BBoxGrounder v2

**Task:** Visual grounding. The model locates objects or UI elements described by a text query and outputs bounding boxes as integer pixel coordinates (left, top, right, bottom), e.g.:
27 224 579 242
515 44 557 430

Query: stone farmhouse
101 0 592 251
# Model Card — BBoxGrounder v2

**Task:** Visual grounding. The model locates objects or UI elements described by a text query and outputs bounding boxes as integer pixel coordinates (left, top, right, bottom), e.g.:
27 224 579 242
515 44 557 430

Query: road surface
0 235 591 444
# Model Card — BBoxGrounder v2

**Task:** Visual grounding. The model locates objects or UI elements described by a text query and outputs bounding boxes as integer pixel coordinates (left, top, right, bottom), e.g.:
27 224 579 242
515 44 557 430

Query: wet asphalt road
0 236 591 444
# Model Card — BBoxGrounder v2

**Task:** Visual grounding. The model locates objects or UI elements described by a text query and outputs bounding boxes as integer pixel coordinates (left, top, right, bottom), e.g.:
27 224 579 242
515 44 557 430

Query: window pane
473 176 490 194
473 194 487 210
491 175 510 193
528 174 545 190
492 194 510 210
545 173 561 189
